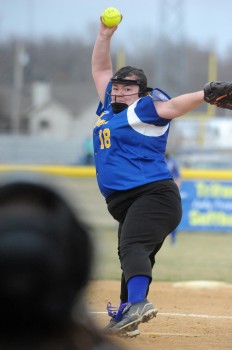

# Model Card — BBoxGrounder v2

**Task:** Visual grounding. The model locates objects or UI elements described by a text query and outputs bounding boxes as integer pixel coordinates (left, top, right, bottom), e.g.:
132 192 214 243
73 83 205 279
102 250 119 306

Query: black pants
106 180 182 302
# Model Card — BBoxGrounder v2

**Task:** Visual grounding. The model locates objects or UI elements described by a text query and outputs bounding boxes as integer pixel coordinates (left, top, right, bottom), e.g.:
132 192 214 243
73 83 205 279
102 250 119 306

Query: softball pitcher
91 13 232 337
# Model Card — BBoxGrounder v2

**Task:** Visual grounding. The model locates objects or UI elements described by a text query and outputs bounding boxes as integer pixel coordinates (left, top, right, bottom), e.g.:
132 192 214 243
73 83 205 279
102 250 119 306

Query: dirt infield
86 280 232 350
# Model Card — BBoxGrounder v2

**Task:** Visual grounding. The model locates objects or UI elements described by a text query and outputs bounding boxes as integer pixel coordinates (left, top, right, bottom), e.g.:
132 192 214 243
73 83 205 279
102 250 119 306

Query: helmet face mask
111 78 146 96
110 79 142 114
109 66 151 113
111 66 148 96
110 101 129 114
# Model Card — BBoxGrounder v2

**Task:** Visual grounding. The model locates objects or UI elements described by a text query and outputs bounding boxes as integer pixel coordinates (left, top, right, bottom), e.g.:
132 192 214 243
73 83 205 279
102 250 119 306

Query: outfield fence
0 165 231 232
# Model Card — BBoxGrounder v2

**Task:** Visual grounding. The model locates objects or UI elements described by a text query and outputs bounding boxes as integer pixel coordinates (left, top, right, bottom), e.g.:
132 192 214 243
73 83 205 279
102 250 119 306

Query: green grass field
91 228 232 283
47 176 232 284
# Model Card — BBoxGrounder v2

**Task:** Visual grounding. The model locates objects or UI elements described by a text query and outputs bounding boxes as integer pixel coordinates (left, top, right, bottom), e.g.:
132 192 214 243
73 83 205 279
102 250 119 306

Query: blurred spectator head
0 173 93 337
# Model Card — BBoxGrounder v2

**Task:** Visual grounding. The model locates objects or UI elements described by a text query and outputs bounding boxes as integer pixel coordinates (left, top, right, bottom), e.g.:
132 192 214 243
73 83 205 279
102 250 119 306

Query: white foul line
158 312 232 319
90 311 232 320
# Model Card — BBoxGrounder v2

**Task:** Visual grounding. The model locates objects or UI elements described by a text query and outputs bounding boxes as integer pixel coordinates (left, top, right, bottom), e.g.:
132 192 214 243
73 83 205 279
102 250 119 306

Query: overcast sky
0 0 232 58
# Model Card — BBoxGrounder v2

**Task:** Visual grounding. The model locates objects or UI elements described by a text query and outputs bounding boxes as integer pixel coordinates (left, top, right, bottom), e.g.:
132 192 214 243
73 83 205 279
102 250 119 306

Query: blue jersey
93 83 173 198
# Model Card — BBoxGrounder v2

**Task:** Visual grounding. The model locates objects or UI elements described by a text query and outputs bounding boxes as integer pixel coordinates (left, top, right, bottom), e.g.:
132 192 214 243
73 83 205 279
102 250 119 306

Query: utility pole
156 0 186 95
207 52 217 117
11 41 25 133
116 47 126 71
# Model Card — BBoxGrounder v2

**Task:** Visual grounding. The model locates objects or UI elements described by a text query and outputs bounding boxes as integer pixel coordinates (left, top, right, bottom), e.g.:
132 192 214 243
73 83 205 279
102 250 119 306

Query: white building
28 81 74 138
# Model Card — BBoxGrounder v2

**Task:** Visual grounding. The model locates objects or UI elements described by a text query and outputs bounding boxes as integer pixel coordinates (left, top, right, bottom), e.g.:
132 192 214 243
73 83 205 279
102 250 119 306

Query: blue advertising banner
179 180 232 231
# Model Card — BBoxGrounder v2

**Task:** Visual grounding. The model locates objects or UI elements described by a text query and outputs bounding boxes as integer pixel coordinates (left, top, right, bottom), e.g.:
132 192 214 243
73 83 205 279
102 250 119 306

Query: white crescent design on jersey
127 100 169 137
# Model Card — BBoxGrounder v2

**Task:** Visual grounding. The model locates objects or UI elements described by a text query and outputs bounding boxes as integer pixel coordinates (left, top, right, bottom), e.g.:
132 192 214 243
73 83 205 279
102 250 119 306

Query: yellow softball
101 7 122 28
